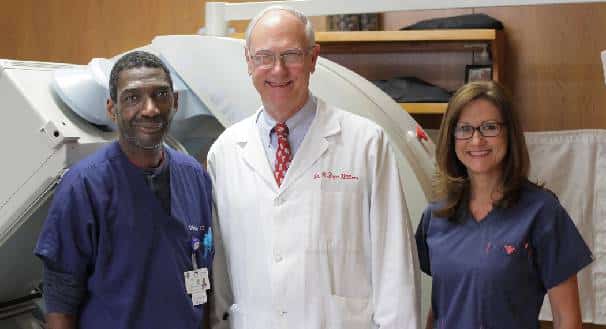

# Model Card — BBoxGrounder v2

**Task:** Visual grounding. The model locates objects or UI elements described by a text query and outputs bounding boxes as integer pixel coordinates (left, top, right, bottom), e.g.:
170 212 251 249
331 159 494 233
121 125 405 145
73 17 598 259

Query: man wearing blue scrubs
34 51 213 329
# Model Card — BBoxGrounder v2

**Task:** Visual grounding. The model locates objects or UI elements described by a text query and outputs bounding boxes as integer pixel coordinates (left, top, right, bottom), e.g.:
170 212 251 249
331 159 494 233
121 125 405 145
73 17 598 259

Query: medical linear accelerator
0 35 435 327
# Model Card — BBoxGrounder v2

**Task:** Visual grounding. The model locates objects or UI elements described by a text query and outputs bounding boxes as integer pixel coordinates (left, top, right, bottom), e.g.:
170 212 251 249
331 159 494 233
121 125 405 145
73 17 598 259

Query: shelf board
230 29 499 42
316 29 499 43
400 103 447 114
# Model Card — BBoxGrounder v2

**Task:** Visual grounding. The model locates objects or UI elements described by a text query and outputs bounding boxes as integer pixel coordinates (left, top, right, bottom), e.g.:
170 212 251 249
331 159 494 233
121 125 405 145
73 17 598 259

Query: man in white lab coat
207 5 420 329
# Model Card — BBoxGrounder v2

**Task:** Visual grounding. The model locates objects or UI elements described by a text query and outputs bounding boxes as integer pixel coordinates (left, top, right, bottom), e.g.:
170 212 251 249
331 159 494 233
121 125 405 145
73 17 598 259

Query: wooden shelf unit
315 29 505 116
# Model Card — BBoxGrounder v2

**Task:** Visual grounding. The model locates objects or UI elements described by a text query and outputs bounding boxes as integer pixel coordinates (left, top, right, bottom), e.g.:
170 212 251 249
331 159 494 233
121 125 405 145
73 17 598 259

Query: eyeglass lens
455 121 503 139
251 49 307 68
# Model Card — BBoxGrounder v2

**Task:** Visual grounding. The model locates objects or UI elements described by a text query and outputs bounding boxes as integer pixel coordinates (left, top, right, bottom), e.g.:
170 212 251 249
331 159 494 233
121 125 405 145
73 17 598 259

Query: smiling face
107 66 178 153
246 10 319 122
454 98 508 182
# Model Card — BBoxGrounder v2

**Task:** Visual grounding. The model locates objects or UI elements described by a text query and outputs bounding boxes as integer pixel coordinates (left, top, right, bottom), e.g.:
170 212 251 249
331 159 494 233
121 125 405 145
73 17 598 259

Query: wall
382 4 606 131
0 0 207 64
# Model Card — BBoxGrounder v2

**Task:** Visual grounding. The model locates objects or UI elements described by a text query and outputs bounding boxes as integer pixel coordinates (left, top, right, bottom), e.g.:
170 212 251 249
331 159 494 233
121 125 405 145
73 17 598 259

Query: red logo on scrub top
504 244 517 255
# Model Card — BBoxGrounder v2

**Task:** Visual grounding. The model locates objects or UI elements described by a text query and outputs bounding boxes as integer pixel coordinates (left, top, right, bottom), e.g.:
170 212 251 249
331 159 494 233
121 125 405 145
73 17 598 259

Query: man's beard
116 109 175 151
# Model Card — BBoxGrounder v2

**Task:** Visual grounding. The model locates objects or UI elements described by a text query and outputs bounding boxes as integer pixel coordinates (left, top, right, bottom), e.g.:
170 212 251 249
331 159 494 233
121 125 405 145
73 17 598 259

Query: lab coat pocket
326 295 372 329
313 180 366 245
306 177 371 298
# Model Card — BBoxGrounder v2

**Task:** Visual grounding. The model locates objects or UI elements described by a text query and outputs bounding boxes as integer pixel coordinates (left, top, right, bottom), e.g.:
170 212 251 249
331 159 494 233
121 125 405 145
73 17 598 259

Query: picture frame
327 13 381 31
465 65 493 83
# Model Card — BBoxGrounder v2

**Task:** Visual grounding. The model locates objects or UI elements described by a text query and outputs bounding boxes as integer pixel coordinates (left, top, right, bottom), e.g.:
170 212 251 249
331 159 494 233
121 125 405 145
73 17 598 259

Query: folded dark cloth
372 77 451 103
401 13 503 30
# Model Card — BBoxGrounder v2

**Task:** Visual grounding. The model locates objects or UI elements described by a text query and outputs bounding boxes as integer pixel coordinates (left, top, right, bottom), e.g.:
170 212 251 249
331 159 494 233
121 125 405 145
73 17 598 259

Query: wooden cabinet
315 29 504 121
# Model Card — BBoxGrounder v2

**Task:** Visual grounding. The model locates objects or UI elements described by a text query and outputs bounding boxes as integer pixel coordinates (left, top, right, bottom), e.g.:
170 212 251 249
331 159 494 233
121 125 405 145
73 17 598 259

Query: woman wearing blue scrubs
416 81 593 329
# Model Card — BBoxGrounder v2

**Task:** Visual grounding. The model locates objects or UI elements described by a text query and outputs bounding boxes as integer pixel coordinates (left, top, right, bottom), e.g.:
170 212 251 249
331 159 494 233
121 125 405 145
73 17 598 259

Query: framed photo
328 13 381 31
465 65 493 83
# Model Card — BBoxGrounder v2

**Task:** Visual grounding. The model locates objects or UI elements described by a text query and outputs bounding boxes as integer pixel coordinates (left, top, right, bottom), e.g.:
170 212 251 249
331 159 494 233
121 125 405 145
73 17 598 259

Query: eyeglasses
454 121 505 140
248 48 310 69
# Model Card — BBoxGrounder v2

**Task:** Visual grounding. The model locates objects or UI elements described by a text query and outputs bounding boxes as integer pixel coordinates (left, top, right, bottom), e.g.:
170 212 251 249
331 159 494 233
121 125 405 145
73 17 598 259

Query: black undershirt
142 152 171 214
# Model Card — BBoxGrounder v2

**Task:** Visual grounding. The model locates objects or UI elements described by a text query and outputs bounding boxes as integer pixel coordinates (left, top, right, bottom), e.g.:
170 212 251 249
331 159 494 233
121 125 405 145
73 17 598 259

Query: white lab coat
207 99 420 329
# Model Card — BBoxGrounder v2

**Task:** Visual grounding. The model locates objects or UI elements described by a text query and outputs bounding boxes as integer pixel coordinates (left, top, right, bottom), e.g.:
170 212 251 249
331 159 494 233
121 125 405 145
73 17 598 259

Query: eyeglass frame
247 47 314 69
454 121 506 140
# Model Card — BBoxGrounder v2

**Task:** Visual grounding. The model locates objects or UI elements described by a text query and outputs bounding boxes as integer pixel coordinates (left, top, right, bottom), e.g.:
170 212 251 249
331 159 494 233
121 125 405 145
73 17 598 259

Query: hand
425 307 434 329
46 313 77 329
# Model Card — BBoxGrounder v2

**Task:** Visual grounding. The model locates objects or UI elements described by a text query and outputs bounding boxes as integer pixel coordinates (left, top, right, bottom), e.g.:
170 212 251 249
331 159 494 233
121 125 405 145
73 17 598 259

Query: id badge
184 268 210 305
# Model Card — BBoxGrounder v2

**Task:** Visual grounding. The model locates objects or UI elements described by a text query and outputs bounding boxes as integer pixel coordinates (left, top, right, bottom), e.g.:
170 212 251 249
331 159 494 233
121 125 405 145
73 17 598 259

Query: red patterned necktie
273 122 291 186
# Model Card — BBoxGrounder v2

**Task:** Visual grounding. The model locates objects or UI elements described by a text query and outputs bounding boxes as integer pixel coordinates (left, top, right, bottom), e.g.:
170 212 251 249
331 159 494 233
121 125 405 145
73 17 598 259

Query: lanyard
191 237 200 270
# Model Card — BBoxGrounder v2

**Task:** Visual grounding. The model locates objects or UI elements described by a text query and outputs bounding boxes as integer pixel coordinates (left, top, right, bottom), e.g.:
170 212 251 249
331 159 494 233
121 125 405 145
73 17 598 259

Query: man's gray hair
244 5 315 50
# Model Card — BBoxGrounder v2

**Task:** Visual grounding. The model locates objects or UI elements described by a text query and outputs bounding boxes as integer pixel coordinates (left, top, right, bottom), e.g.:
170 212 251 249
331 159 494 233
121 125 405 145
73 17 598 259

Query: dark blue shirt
415 183 593 329
35 141 214 329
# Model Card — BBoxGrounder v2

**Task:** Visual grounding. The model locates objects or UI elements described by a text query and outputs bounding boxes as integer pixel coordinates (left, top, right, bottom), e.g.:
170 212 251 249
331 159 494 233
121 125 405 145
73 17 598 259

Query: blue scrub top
416 183 593 329
35 142 213 329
